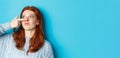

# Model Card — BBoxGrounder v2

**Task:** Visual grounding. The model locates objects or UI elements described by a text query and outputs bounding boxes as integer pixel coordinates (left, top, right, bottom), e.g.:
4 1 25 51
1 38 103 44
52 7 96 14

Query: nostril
27 19 29 21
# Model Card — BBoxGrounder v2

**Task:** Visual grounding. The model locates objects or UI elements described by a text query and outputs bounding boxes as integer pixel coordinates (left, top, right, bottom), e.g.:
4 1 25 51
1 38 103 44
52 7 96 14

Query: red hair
13 6 44 54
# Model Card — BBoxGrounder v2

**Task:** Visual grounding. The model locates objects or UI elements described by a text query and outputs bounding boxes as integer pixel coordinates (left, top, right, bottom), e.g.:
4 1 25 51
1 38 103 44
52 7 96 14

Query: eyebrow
22 14 35 17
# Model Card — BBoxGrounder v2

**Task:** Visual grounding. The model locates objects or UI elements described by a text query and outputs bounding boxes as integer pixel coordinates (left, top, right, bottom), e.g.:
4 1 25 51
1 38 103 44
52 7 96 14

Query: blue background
0 0 120 58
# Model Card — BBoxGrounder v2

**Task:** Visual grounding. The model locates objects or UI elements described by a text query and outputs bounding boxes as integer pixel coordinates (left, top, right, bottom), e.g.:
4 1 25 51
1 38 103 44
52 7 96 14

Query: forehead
22 10 35 16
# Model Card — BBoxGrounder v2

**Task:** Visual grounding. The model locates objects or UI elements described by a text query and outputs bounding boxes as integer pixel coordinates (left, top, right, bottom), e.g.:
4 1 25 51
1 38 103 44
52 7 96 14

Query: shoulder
43 40 53 49
36 40 53 54
37 40 54 58
39 40 53 53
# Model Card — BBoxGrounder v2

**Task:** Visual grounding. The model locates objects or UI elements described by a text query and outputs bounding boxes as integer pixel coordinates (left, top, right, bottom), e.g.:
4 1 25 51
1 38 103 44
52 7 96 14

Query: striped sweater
0 22 54 58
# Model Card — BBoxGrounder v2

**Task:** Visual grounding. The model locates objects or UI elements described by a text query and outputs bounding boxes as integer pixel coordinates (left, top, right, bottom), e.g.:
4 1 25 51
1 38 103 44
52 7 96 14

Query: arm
0 22 12 36
0 16 27 36
0 16 26 57
0 22 12 58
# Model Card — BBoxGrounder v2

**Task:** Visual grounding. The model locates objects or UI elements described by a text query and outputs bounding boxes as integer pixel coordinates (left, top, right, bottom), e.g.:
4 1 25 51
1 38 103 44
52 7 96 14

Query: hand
10 16 27 28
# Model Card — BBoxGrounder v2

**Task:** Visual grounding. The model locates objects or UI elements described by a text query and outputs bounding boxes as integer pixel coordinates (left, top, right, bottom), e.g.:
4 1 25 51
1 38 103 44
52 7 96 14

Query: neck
25 29 36 38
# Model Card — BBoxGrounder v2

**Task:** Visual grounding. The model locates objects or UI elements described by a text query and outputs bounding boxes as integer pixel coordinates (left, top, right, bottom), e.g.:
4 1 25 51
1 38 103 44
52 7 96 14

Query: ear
36 22 39 25
36 19 39 25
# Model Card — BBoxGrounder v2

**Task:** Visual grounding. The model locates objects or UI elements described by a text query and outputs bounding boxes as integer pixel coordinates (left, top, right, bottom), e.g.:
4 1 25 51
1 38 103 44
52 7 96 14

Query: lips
24 23 29 25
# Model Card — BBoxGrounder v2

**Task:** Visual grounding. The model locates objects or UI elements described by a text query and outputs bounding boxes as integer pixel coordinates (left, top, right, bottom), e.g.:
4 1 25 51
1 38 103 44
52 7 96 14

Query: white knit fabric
0 22 54 58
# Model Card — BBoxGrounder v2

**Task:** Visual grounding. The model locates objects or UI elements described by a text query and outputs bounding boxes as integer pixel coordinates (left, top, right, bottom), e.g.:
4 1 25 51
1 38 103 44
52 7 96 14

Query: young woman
0 6 54 58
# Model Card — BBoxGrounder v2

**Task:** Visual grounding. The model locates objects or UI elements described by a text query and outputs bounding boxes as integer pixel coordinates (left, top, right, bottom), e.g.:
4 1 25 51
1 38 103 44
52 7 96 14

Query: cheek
30 19 37 26
21 22 24 25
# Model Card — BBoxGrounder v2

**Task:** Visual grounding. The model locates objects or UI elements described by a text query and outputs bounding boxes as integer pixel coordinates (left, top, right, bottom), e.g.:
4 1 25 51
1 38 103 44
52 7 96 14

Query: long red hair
13 6 44 54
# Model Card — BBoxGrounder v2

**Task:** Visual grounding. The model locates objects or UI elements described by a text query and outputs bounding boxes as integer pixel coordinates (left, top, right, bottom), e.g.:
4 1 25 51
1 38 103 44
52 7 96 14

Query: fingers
14 15 27 21
18 19 27 21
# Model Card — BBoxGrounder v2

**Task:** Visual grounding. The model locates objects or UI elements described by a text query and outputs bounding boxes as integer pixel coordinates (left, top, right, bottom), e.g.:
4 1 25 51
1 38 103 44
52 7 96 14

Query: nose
21 18 29 22
22 16 30 22
26 18 29 21
24 17 29 22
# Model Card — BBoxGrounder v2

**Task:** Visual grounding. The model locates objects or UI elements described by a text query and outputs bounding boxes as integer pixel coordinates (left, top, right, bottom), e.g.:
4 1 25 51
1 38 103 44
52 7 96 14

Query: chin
24 27 36 31
23 27 30 30
23 25 36 30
